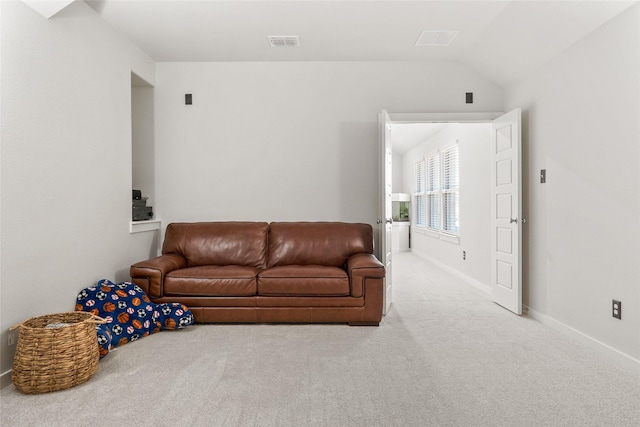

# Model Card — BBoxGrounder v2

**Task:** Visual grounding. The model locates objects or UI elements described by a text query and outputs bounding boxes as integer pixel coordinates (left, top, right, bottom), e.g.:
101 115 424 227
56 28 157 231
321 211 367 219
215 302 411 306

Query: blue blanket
76 280 194 358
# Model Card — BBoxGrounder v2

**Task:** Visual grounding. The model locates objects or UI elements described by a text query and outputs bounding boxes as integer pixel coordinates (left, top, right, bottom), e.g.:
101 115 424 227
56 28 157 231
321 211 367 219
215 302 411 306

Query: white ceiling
85 0 637 86
82 0 636 153
391 123 450 154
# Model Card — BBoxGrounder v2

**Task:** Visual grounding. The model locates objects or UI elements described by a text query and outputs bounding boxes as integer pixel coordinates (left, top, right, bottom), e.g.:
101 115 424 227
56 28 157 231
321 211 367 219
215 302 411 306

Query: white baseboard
526 306 640 375
409 250 639 375
411 251 492 296
1 370 12 389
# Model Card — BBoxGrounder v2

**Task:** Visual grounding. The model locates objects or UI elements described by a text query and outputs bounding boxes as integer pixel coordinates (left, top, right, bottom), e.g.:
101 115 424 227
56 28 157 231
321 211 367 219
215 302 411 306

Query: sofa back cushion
163 222 269 268
268 222 374 268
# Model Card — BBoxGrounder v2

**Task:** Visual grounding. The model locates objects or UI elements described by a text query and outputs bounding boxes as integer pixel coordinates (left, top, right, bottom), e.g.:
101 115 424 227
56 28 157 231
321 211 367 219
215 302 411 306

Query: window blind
441 145 459 234
415 160 426 227
426 153 440 230
415 144 459 237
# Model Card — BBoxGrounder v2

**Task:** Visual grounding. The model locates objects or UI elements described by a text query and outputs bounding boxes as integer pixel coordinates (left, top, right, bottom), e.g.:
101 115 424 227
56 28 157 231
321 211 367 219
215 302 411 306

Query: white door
491 109 523 314
378 110 393 315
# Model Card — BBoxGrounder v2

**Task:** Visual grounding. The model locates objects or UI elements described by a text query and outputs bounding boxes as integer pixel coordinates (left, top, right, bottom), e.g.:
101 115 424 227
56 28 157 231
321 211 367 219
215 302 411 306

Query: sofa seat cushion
165 266 259 297
258 266 350 296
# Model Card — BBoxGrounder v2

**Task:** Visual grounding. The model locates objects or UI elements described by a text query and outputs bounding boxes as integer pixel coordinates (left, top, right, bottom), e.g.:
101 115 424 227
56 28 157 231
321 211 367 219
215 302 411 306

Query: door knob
510 217 518 224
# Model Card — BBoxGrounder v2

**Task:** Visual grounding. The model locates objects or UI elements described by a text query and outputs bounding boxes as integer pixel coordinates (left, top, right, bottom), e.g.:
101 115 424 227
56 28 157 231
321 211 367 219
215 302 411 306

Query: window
426 153 440 230
414 144 459 237
441 145 459 235
414 160 426 227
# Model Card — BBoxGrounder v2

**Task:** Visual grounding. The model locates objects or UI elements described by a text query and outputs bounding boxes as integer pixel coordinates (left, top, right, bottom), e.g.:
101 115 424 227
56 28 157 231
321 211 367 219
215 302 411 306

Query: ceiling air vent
415 31 459 46
268 36 301 48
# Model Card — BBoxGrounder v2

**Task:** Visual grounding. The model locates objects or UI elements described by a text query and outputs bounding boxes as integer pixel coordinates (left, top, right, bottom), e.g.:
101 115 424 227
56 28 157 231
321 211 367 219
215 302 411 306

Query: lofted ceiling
78 0 636 153
84 0 637 86
391 122 451 154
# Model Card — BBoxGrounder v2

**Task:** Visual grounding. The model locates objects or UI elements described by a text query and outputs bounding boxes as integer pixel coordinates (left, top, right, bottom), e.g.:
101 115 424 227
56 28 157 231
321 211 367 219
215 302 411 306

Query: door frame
388 112 503 124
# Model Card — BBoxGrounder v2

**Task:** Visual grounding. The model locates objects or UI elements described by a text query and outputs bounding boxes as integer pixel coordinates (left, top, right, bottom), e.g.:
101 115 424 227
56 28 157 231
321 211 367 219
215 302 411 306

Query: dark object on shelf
132 189 153 221
133 206 153 221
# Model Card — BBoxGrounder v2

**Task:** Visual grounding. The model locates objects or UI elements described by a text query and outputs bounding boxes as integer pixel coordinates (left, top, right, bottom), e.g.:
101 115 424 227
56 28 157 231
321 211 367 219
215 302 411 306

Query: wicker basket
10 312 105 394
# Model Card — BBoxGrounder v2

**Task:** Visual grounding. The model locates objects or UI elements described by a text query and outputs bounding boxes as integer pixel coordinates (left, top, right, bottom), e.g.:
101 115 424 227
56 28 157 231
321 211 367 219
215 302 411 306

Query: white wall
154 62 503 230
401 124 492 289
505 4 640 364
391 150 404 194
132 82 156 206
0 1 156 378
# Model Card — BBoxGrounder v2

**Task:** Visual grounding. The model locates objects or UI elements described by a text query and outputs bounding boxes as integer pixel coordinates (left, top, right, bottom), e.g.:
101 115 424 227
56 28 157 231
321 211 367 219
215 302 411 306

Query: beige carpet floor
2 252 639 426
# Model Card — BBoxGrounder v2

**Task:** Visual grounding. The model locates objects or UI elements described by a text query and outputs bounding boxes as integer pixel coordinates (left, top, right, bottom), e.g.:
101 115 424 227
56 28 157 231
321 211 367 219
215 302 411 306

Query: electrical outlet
8 330 18 346
612 300 622 320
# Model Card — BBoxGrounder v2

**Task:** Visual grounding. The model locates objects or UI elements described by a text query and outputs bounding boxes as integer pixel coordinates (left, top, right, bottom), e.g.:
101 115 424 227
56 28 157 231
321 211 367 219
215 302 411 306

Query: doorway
380 111 523 315
390 121 493 290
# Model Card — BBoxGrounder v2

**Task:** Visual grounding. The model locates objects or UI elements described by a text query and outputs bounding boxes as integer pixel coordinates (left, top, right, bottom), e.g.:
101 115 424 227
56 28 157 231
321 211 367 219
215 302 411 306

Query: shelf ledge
130 219 161 234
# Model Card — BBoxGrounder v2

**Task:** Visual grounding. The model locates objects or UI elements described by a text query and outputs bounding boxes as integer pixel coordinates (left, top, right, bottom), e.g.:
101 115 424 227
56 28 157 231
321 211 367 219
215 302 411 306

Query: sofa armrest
130 254 187 298
347 253 385 298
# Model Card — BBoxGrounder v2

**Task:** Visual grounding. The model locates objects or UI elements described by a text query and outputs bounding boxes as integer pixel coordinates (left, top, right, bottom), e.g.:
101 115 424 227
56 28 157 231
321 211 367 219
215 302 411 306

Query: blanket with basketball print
76 280 194 358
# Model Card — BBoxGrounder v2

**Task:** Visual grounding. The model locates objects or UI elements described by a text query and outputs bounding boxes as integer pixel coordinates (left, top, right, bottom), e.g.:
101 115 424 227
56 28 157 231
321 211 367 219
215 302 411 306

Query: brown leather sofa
130 222 385 326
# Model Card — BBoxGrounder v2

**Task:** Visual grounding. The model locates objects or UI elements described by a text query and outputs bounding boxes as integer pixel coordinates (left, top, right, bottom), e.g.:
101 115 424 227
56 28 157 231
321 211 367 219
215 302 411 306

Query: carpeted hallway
2 252 639 426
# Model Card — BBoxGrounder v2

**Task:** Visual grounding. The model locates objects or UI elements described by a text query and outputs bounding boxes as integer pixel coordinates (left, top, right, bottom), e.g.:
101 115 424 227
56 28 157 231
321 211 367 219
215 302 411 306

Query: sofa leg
348 322 379 326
